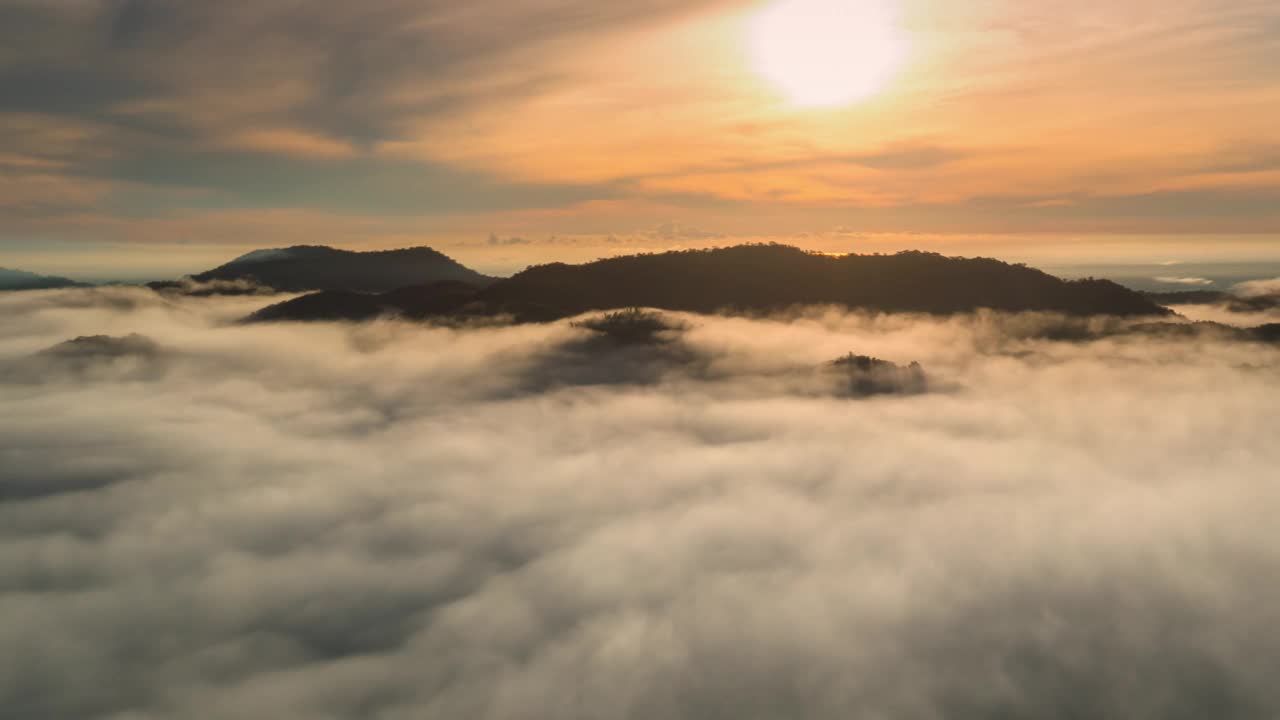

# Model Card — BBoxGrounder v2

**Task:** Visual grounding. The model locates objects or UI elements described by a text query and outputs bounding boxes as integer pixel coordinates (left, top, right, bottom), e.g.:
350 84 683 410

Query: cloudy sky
2 0 1279 276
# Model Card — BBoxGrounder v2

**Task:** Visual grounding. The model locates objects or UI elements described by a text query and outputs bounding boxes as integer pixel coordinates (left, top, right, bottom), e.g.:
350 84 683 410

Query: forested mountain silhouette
1143 289 1280 314
1142 290 1235 306
0 267 88 291
190 246 495 293
480 244 1169 317
245 244 1171 323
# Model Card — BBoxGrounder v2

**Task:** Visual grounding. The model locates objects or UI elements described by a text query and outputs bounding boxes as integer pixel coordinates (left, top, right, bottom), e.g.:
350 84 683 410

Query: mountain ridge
481 244 1167 318
245 243 1173 323
0 267 89 291
189 245 496 293
1142 289 1280 314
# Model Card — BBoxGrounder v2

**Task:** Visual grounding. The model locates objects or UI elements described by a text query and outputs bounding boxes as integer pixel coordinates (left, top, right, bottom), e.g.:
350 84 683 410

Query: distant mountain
1142 290 1235 306
477 245 1172 318
0 267 88 291
1143 289 1280 314
1118 321 1280 344
247 244 1172 323
190 245 495 293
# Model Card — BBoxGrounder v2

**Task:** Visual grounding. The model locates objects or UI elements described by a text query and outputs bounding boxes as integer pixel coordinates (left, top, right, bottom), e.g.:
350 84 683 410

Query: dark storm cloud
0 0 733 217
0 2 152 115
0 0 730 141
1 288 1279 718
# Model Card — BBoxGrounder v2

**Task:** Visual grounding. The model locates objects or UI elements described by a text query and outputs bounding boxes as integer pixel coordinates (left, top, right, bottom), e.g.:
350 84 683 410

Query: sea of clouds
1168 277 1280 328
2 287 1279 719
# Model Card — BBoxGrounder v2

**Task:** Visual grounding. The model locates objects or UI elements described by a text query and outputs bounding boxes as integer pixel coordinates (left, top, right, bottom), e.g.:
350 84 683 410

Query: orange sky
1 0 1278 276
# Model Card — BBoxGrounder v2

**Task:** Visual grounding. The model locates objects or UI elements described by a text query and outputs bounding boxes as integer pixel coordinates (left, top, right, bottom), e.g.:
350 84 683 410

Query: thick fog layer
2 288 1278 719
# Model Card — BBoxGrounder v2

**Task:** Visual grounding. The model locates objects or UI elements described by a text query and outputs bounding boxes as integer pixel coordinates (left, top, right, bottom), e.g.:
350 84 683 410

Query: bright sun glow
748 0 906 108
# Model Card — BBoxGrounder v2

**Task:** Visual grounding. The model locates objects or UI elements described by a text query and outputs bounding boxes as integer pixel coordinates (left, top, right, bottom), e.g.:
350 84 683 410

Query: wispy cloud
1234 277 1280 297
1155 276 1214 286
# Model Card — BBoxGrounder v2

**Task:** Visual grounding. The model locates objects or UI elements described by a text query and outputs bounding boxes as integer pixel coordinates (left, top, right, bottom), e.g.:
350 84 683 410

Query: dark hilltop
242 244 1173 323
0 267 89 291
181 245 497 294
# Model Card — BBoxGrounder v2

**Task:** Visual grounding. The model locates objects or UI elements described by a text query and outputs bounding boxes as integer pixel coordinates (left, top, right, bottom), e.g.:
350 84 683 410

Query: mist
2 287 1278 719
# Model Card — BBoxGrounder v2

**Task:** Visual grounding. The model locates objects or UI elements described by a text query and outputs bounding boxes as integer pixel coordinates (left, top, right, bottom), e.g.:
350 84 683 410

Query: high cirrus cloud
1 287 1278 718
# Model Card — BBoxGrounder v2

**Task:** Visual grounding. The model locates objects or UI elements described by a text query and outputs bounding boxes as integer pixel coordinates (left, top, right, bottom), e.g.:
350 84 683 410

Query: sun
747 0 906 108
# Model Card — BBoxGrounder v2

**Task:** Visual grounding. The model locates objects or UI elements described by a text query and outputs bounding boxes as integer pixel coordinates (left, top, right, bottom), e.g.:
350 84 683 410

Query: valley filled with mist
2 280 1278 718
